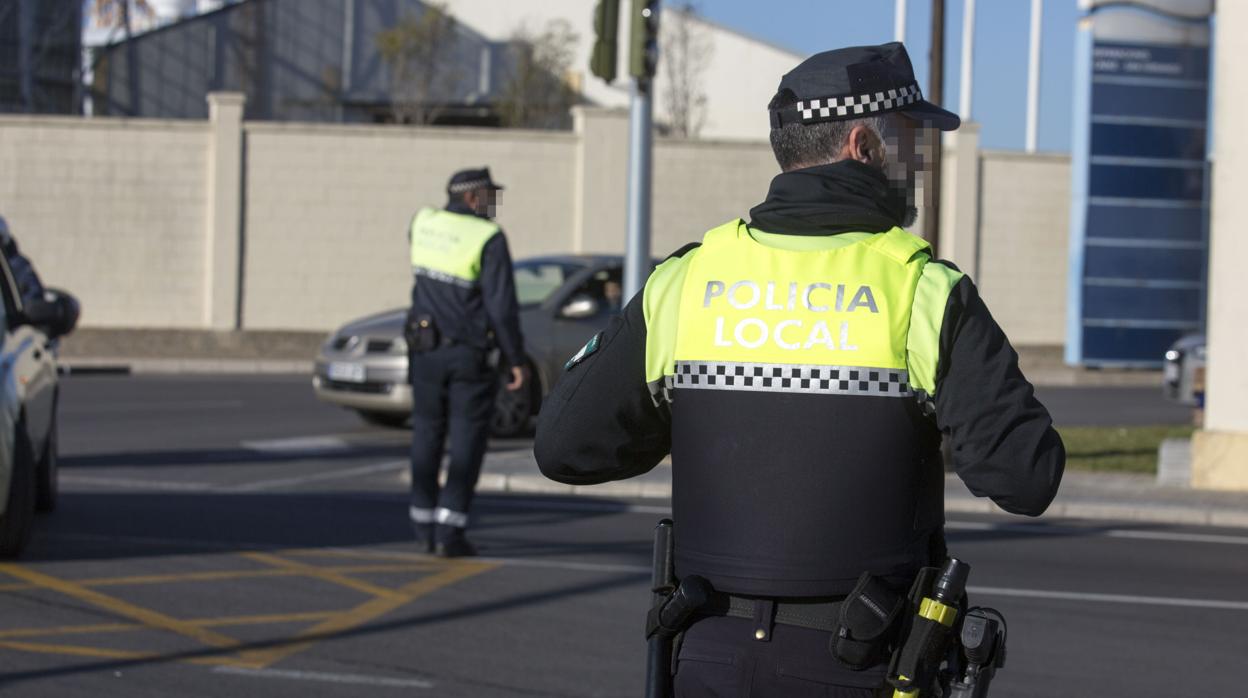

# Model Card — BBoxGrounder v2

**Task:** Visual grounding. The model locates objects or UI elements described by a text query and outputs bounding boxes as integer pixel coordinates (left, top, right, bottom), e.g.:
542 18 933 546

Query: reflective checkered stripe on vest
409 208 500 288
642 220 963 597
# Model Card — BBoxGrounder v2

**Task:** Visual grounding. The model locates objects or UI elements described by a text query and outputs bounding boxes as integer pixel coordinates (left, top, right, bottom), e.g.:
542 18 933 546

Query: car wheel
0 424 37 558
35 416 58 513
357 410 410 429
490 367 538 438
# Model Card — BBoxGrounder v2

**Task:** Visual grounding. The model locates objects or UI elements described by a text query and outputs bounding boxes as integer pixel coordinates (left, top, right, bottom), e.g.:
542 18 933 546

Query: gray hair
769 95 888 171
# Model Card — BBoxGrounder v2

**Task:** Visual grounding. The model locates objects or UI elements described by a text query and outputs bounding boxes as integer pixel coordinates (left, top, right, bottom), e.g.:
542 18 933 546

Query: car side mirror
21 289 79 338
559 294 600 320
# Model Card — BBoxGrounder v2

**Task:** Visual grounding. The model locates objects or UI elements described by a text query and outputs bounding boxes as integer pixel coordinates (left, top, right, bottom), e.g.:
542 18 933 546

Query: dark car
313 255 633 436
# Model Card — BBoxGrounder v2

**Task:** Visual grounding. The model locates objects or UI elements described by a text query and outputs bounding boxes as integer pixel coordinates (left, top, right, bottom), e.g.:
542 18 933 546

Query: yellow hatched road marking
0 552 498 670
238 559 497 669
0 563 265 666
241 552 409 601
0 561 441 593
0 611 340 640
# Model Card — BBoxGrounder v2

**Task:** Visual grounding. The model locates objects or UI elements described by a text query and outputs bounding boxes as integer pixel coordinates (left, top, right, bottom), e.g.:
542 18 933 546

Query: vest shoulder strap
863 228 931 265
699 219 748 249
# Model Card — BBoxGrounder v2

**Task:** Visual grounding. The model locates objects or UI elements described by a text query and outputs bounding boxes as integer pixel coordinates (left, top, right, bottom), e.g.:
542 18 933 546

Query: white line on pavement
59 461 407 494
240 436 353 454
58 475 219 492
213 666 433 689
968 586 1248 612
945 520 1248 546
61 400 247 415
224 460 408 492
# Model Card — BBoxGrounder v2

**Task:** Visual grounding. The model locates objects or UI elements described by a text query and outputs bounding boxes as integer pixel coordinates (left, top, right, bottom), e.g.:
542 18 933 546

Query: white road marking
39 534 1248 614
945 520 1248 546
968 586 1248 612
58 475 218 492
240 436 352 454
224 460 407 492
61 400 246 415
213 666 433 689
59 461 406 494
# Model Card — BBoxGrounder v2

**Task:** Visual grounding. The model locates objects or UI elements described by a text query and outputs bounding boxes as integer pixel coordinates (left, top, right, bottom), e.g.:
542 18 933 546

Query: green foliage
496 20 580 130
376 3 460 124
1057 424 1196 474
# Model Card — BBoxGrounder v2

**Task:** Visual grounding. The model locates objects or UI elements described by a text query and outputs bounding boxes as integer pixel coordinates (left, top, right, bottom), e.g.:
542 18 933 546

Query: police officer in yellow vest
407 167 526 558
535 44 1064 696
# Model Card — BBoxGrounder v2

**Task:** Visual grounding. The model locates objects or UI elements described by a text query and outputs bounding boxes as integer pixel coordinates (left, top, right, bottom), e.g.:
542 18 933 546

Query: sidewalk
58 333 1161 387
466 447 1248 529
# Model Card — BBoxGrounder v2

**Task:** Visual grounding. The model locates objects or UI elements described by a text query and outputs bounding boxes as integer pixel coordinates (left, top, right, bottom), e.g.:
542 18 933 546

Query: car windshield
514 261 582 306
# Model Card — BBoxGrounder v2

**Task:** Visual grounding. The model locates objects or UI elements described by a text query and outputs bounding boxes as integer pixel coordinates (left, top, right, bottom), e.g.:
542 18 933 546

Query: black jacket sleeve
534 293 671 484
480 232 525 368
934 272 1065 516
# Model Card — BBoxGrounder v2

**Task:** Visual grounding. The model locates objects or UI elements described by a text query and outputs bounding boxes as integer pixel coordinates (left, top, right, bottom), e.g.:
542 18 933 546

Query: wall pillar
1192 3 1248 490
572 106 630 254
205 92 245 329
939 122 981 277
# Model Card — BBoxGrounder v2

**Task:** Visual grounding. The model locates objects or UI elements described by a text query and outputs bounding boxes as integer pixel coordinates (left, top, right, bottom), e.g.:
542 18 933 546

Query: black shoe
434 535 477 558
413 524 434 554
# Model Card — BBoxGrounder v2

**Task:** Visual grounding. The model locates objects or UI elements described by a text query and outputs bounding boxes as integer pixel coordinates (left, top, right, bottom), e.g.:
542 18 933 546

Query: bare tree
495 19 580 130
376 3 460 125
660 1 712 139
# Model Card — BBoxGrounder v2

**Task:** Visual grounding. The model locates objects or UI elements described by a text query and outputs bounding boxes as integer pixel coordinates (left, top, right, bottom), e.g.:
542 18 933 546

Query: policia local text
702 280 879 351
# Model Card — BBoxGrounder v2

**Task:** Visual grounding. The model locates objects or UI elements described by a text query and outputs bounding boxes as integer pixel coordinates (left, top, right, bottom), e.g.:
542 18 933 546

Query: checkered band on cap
795 82 921 123
448 178 493 194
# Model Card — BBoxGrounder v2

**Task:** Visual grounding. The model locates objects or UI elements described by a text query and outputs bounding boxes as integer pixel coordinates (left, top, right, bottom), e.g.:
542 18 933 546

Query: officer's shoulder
662 242 702 263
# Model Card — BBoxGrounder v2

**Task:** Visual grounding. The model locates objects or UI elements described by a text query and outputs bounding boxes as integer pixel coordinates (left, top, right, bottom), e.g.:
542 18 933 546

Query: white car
0 254 77 557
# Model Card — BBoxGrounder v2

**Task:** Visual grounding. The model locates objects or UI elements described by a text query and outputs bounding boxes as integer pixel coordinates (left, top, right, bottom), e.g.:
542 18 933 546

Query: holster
887 567 958 694
404 313 440 353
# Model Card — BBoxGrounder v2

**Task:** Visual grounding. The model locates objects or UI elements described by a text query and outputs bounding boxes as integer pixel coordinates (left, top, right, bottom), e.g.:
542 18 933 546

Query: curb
471 473 1248 529
63 358 313 375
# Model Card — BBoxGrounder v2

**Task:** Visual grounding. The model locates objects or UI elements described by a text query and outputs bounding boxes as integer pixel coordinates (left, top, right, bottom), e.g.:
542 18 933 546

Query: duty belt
698 592 844 633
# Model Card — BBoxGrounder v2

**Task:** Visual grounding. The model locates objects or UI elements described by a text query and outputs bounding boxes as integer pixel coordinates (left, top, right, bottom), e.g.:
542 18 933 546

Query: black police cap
768 42 960 131
447 167 504 195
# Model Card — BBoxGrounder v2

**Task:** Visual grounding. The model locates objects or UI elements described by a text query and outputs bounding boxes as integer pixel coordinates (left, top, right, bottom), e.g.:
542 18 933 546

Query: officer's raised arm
534 285 672 485
929 270 1065 516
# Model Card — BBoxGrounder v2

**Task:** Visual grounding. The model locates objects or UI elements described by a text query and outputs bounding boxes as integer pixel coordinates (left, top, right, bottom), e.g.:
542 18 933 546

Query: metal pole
894 0 907 43
1025 0 1043 153
923 0 945 258
958 0 975 120
623 79 654 304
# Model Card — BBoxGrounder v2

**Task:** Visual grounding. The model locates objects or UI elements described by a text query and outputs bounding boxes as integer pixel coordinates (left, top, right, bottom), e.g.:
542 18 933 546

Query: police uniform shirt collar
768 42 960 131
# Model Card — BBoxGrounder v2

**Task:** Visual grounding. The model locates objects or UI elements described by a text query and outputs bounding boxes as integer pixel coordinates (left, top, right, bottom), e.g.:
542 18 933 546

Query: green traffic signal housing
630 0 661 81
591 0 620 83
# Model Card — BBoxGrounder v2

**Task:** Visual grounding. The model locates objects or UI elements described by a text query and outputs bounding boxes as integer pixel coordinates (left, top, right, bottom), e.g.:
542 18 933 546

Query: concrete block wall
975 151 1072 347
0 100 1075 346
241 122 578 331
0 116 209 328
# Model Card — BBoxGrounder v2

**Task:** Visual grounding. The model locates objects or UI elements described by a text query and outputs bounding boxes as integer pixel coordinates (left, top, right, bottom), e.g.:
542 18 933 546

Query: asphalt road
0 374 1236 697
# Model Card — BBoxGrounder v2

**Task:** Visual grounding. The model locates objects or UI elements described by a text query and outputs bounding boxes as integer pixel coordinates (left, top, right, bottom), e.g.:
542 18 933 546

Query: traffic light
590 0 620 83
629 0 661 81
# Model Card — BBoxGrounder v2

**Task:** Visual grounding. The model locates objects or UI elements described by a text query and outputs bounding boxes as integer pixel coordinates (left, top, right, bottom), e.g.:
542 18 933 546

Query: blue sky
700 1 1080 153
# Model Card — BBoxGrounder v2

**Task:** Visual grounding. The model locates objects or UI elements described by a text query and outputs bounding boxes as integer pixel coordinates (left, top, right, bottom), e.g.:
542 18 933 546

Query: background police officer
408 167 526 558
535 44 1064 696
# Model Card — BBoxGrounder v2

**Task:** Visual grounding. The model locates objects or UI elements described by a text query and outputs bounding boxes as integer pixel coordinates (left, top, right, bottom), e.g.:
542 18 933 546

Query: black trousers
674 615 888 698
408 344 495 538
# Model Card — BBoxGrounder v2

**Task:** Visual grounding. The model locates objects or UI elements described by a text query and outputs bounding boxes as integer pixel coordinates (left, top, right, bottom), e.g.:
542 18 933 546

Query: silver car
1163 333 1206 407
313 255 628 437
0 256 77 557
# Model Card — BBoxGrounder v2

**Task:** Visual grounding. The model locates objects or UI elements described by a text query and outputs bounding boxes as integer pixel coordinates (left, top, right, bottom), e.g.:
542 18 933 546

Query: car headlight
1165 350 1181 362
